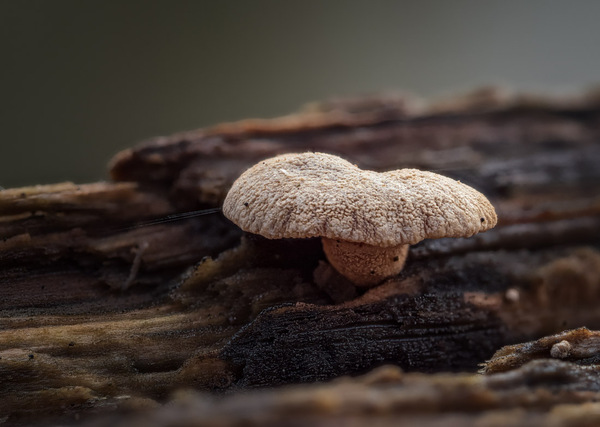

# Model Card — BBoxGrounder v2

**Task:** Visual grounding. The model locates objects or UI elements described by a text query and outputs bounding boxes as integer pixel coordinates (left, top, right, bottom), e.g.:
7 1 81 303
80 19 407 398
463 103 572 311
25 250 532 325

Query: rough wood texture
1 88 600 425
89 362 600 427
484 327 600 374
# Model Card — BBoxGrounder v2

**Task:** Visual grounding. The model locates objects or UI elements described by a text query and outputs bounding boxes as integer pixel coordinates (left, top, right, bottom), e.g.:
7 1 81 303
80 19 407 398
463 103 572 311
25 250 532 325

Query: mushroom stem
321 237 409 287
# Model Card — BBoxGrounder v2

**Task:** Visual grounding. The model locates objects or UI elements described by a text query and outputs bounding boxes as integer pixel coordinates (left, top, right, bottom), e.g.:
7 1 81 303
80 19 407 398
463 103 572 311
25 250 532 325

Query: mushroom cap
223 152 497 247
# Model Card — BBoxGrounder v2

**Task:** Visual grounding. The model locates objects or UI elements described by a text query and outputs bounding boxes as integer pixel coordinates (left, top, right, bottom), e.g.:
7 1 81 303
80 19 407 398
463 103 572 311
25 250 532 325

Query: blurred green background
2 0 600 188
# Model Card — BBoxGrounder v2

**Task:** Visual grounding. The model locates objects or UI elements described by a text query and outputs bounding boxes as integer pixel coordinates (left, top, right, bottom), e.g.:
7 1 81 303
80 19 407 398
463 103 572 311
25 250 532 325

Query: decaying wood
484 327 600 374
87 361 600 427
1 88 600 425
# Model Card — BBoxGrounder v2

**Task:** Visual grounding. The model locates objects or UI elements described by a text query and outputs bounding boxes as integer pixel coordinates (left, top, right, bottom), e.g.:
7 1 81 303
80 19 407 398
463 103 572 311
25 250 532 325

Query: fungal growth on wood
223 152 497 286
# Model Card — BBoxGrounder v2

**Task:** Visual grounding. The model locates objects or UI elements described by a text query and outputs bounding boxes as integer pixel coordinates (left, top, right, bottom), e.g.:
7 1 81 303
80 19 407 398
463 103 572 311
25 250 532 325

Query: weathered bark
1 88 600 425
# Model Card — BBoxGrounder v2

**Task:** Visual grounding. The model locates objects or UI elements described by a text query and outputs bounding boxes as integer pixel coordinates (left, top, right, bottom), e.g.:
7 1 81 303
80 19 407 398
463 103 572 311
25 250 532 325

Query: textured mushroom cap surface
223 152 497 246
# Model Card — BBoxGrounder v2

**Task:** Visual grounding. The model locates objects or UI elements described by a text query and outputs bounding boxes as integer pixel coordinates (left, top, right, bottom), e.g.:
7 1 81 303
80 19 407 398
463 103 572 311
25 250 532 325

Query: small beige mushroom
550 340 572 359
223 152 497 287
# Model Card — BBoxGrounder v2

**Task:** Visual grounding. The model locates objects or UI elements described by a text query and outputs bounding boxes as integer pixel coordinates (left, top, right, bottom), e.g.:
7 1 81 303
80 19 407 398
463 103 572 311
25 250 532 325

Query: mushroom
223 152 497 287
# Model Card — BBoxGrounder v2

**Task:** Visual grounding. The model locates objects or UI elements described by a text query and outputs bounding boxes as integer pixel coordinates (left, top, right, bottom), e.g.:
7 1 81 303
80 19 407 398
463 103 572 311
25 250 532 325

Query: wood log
1 88 600 425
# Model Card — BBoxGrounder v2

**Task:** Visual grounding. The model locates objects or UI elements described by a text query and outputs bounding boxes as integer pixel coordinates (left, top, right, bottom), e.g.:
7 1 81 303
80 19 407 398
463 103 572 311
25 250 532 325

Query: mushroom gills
321 237 409 287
